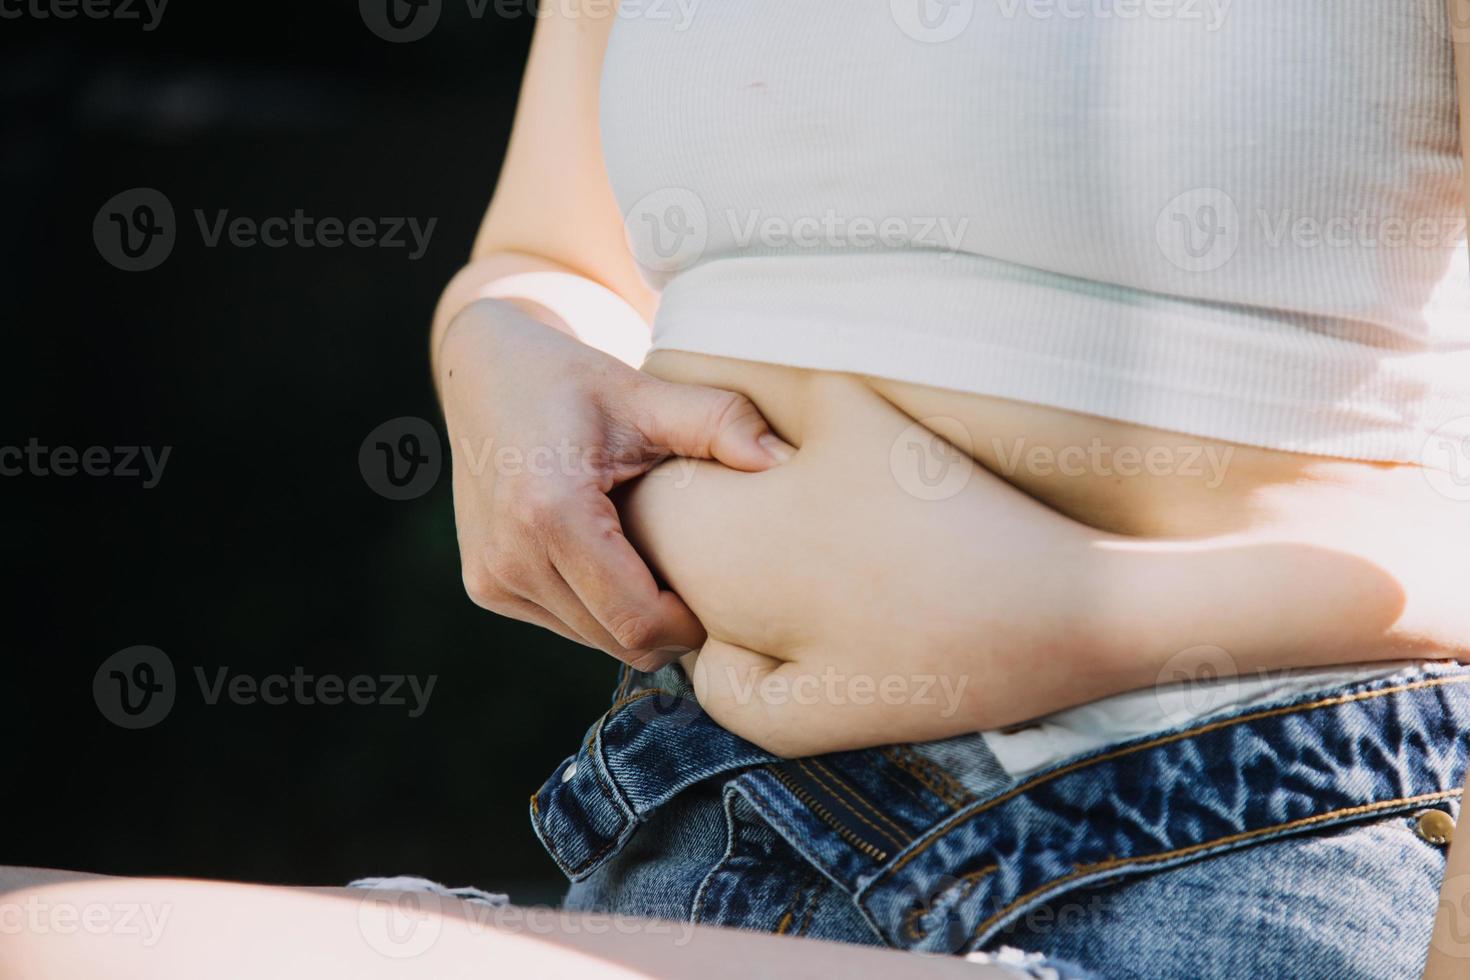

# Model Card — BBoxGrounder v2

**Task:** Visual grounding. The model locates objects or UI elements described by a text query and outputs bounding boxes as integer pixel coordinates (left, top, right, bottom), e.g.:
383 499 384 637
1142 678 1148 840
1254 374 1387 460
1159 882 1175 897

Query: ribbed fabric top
602 1 1469 464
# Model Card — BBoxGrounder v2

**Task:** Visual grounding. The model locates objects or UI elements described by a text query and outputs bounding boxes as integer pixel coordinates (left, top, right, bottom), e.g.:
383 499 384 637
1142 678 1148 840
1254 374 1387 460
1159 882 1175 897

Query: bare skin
0 867 1009 979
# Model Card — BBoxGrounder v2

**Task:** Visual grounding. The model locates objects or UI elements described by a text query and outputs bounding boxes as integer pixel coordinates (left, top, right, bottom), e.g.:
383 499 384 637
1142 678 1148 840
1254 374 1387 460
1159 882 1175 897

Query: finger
486 593 599 650
462 552 604 648
628 379 794 472
546 494 707 669
532 567 635 657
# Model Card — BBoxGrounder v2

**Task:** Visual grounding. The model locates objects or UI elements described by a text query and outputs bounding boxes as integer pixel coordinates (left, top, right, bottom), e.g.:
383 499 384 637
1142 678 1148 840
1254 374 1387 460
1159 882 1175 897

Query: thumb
630 378 793 471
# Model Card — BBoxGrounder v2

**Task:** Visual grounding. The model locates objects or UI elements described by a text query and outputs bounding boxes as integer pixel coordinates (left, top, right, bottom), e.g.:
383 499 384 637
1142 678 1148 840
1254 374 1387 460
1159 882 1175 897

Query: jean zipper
770 765 892 863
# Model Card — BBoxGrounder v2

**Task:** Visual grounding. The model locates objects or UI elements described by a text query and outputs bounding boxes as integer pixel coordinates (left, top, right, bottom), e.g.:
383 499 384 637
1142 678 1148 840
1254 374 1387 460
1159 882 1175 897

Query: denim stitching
804 758 913 843
584 688 671 753
874 757 946 811
878 673 1470 883
553 762 630 878
794 876 825 938
690 789 745 927
882 746 975 809
903 864 997 940
794 759 909 850
965 787 1464 945
776 867 818 936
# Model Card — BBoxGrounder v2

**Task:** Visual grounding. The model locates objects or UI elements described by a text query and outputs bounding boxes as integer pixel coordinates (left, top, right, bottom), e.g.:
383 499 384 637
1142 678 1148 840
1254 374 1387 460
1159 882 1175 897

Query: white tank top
602 0 1470 466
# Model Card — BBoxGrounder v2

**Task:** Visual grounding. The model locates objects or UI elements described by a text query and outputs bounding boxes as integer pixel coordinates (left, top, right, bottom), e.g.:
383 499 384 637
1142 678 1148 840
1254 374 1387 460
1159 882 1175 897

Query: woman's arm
431 0 652 362
434 3 788 668
1421 6 1470 977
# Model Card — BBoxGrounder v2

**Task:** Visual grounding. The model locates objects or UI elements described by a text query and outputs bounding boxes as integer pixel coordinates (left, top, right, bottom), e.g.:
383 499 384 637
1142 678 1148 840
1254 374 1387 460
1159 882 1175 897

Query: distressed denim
531 661 1469 979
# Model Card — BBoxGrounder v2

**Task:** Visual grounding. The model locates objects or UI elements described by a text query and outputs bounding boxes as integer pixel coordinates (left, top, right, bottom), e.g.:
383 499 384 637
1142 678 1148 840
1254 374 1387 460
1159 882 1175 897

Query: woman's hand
618 376 1117 754
439 298 791 670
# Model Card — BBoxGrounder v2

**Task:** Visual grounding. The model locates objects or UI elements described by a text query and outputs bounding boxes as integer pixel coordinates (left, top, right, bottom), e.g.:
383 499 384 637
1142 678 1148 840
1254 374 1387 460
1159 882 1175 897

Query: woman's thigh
0 869 1006 979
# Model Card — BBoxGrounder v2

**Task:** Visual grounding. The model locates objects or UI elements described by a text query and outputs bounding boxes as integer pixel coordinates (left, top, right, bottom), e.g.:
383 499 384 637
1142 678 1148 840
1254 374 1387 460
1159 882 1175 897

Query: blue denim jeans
531 661 1469 979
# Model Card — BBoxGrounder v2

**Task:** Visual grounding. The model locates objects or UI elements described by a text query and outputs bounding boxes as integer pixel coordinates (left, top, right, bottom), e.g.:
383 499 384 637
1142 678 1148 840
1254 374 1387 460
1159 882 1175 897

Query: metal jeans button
1415 808 1456 846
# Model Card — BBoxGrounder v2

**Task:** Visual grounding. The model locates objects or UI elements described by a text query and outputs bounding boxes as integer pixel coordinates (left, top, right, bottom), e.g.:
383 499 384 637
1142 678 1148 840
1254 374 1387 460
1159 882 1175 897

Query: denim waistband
531 662 1470 953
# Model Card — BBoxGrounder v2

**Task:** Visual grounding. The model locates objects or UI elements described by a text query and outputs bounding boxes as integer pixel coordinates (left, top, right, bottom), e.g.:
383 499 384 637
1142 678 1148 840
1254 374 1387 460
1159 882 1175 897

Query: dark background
3 1 610 901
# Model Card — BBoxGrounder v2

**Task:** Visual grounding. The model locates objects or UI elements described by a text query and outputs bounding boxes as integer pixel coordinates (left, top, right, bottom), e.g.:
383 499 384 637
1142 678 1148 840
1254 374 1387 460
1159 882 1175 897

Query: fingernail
759 433 794 463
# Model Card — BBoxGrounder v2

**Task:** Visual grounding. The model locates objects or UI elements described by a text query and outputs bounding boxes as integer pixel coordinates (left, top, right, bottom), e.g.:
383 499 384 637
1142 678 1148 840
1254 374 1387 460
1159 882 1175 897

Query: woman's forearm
431 253 651 385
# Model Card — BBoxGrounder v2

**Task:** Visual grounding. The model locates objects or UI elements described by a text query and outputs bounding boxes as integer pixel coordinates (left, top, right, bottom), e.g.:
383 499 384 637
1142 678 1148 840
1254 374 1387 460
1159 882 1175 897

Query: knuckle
461 564 509 611
606 610 659 652
705 389 754 433
505 482 566 532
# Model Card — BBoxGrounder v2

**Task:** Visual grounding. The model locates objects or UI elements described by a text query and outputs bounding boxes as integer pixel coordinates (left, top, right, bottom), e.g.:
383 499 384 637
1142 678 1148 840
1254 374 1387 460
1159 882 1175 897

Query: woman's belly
641 350 1445 539
617 349 1467 739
